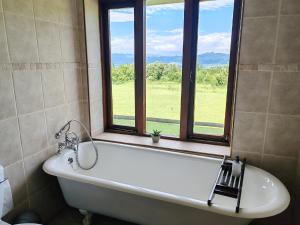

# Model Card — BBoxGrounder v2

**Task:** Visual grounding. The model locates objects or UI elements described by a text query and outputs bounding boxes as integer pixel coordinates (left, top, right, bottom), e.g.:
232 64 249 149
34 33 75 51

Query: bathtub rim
43 141 290 219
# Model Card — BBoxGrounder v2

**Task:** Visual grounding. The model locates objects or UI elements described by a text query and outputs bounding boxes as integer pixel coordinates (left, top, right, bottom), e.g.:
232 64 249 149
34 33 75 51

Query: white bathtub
43 141 290 225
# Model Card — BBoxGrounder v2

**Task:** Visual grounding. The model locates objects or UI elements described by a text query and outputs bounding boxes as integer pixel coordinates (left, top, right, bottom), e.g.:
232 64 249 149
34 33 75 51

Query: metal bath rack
207 156 246 213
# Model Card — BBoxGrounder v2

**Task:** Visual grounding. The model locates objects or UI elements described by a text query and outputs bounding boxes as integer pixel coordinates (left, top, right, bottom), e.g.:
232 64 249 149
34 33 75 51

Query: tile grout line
261 0 283 166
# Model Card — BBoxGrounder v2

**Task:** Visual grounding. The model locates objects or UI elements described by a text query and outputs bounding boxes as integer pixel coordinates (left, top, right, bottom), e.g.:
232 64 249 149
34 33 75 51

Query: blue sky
110 0 234 56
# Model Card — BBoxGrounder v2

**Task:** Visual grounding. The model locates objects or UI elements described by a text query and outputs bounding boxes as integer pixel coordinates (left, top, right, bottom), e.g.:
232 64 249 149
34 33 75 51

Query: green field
112 81 226 136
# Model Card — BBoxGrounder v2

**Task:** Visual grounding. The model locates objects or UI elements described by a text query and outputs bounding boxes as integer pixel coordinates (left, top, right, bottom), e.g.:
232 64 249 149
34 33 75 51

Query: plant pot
151 134 160 143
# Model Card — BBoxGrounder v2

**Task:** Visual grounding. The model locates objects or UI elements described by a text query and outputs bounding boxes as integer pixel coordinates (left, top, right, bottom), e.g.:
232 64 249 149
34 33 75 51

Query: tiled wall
0 0 89 223
84 0 104 136
231 0 300 224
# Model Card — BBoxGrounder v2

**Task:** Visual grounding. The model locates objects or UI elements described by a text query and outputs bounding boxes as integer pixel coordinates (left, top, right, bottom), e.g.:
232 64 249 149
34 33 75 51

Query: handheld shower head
54 121 71 139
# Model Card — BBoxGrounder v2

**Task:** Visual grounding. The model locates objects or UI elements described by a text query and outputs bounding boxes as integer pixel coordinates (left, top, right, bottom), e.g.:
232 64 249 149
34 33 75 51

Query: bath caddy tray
207 156 246 213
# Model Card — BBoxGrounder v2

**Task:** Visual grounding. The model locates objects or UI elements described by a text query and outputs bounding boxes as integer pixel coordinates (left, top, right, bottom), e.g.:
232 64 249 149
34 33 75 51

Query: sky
110 0 234 56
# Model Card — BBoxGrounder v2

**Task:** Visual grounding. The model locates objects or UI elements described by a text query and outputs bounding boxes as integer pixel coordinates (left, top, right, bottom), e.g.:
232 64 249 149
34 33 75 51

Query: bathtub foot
79 209 92 225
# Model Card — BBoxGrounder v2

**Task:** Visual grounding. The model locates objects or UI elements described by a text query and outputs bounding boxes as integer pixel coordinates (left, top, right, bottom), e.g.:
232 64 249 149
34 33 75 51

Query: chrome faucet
54 119 99 170
55 121 80 154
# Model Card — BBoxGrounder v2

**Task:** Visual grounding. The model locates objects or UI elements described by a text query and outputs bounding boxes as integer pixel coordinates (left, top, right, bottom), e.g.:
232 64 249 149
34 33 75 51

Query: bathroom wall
231 0 300 224
0 0 89 223
84 0 104 137
84 0 300 224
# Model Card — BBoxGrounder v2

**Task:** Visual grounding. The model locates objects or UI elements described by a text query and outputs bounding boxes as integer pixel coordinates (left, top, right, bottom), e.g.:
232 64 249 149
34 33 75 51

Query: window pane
146 2 184 137
109 8 135 127
193 0 234 136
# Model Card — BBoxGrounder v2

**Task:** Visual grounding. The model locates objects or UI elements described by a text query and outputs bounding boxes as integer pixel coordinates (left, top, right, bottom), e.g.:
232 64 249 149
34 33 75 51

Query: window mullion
134 0 146 135
180 0 199 140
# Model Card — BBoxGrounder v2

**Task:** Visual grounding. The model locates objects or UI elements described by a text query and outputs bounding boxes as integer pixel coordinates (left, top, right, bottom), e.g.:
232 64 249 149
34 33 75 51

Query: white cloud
110 29 231 55
198 32 232 54
111 36 134 54
146 0 233 15
200 0 234 11
110 9 134 22
146 3 184 15
109 0 234 23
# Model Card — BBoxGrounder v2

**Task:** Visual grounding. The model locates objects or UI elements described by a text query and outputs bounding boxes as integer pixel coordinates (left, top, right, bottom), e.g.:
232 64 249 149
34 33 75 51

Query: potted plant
151 129 161 143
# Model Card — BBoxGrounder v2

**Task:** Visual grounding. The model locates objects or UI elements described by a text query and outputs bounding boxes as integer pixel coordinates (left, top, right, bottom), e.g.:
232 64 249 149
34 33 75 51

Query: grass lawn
112 81 226 136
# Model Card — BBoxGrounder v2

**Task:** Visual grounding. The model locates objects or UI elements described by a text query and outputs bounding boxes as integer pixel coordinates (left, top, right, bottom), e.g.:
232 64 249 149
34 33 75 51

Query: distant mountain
111 52 229 67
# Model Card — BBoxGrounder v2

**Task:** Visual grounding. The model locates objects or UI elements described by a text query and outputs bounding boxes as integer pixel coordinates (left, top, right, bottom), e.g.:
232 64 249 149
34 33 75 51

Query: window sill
92 132 230 157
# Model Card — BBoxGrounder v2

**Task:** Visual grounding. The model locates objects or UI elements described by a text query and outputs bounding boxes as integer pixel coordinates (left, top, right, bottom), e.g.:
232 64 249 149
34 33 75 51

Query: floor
47 207 137 225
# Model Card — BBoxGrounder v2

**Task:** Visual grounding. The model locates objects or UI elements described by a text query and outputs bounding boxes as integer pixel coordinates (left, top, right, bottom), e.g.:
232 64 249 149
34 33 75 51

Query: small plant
152 129 161 136
151 129 161 143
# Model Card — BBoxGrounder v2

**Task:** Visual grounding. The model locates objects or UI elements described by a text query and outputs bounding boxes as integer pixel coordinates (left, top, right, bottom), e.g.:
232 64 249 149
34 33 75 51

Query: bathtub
43 141 290 225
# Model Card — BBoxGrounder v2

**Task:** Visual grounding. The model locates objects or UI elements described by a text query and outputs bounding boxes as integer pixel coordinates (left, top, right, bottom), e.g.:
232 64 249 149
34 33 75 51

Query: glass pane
146 2 184 137
109 8 135 127
193 0 234 136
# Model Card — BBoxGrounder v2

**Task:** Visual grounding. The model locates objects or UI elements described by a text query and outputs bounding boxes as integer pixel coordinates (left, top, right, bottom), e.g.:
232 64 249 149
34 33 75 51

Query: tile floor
47 207 137 225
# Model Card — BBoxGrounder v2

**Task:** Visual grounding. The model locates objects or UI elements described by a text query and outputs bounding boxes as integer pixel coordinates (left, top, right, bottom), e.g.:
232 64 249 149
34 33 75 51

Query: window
99 0 242 145
109 8 136 127
146 2 184 137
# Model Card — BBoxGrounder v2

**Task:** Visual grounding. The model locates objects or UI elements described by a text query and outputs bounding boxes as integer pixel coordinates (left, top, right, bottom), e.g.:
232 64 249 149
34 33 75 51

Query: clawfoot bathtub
43 141 290 225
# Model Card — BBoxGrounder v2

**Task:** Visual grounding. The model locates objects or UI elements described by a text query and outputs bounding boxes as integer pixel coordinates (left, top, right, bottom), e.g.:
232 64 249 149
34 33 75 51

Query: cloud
110 28 231 55
110 9 134 22
200 0 234 11
109 0 234 23
146 3 184 15
111 36 134 54
198 32 232 54
146 0 233 15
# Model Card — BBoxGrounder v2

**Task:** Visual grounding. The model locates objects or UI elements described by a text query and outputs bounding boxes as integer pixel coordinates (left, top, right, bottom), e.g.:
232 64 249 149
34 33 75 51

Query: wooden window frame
99 0 243 146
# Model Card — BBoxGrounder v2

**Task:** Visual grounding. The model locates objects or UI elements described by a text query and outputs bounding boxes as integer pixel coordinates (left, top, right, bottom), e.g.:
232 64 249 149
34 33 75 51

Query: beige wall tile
82 101 90 131
0 12 9 63
90 99 103 133
24 150 51 195
88 68 102 100
5 161 27 205
33 0 60 23
76 0 84 28
244 0 279 17
59 0 78 27
262 154 297 188
281 0 300 15
42 70 65 108
0 71 16 120
81 69 89 101
19 111 48 157
232 112 266 153
270 72 300 115
265 115 300 157
0 0 2 12
60 26 80 62
64 69 82 102
84 0 99 31
0 118 22 166
240 17 277 64
85 27 101 64
276 15 300 63
45 105 67 145
36 20 61 63
78 27 87 63
236 71 271 113
3 0 33 18
4 13 38 63
66 102 86 137
46 146 57 157
13 71 43 115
